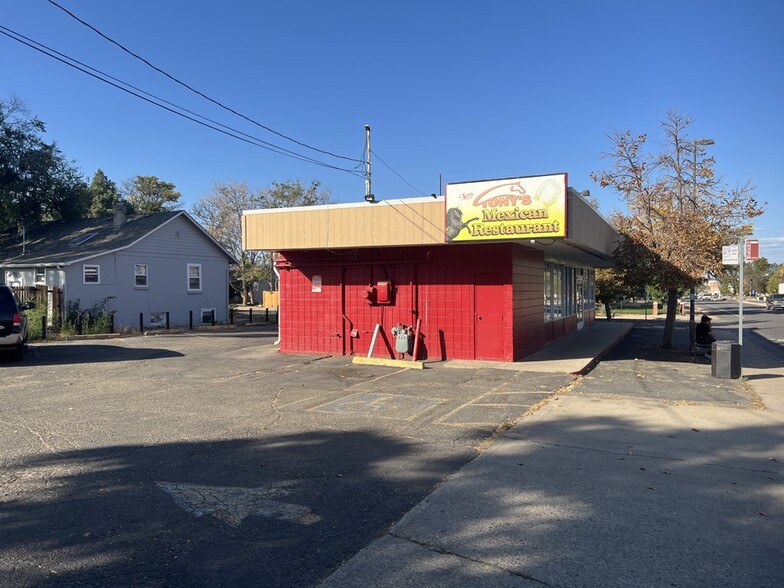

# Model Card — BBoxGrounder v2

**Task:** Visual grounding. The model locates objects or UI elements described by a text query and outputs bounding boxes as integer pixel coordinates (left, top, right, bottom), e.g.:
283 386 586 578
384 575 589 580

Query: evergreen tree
88 169 121 217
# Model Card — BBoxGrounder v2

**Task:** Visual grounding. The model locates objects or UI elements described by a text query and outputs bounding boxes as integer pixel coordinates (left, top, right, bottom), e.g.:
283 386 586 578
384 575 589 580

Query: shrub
25 306 48 341
61 297 116 336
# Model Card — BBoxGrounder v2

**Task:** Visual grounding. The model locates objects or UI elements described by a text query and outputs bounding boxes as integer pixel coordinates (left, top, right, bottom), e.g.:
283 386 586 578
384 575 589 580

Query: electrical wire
0 25 353 172
46 0 362 164
371 149 429 197
0 26 364 176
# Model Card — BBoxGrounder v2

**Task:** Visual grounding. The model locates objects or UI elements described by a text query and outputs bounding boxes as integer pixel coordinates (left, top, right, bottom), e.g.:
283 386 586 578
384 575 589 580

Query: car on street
0 285 35 361
766 293 784 311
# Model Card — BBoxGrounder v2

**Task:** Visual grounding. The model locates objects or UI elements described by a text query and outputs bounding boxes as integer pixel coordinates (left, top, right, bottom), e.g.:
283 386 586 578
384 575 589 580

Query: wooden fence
10 285 63 325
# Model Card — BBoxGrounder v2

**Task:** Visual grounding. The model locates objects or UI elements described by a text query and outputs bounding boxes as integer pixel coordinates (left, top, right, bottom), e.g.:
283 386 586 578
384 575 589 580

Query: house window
83 265 100 284
35 268 46 285
187 263 202 292
135 264 149 288
150 312 166 327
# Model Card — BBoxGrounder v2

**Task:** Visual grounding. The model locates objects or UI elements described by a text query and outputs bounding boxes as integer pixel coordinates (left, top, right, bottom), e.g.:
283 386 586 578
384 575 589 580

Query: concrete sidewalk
320 319 784 587
442 319 634 374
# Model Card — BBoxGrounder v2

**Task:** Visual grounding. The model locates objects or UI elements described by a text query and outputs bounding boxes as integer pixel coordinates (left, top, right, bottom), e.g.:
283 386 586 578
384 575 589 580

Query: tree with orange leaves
593 111 764 348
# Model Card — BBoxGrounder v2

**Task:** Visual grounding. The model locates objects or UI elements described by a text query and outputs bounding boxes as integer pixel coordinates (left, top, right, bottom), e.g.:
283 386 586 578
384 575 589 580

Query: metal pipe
342 314 354 355
411 318 421 361
273 263 281 346
368 323 381 358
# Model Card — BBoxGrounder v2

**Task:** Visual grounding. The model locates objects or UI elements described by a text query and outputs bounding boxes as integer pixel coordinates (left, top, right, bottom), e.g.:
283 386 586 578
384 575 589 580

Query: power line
0 26 364 176
0 25 353 172
370 149 429 196
45 0 363 164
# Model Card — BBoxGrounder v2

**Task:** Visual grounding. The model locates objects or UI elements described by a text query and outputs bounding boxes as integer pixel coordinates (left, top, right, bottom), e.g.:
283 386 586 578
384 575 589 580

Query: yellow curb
352 356 425 369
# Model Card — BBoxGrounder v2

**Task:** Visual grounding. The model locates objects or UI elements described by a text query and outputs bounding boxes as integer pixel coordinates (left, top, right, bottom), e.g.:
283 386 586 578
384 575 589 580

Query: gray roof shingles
0 211 183 266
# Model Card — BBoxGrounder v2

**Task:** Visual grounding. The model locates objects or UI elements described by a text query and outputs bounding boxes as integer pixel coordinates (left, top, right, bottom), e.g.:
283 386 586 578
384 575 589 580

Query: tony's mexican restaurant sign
444 173 567 242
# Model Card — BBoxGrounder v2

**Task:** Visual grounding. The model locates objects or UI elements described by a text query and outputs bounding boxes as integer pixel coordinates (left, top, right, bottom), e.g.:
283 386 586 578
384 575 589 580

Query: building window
544 264 552 321
187 263 202 292
83 265 100 284
135 264 149 288
585 270 596 310
35 268 46 285
150 312 166 327
544 262 567 321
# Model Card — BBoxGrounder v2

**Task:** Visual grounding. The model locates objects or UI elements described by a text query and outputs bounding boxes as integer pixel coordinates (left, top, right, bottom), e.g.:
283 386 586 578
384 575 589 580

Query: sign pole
738 237 744 346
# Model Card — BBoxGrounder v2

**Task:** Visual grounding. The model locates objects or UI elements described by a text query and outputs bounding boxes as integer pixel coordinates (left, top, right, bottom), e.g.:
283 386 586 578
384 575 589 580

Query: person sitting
695 314 716 347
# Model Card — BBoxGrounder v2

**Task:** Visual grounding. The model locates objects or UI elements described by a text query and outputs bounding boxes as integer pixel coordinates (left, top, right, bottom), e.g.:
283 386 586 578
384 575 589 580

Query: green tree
593 111 764 348
123 175 181 214
746 257 771 296
0 95 89 230
596 233 655 319
766 264 783 295
88 169 121 217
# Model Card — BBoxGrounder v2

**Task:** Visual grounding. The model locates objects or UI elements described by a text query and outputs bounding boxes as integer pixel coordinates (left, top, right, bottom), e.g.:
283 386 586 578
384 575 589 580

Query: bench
694 342 712 360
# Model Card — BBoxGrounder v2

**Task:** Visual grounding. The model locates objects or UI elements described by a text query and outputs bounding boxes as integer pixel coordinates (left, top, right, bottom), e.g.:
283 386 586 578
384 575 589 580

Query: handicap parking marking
156 481 320 527
311 392 444 420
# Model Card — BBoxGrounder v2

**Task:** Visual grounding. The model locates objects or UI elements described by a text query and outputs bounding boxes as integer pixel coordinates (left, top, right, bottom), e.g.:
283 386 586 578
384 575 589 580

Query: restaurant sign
444 173 567 242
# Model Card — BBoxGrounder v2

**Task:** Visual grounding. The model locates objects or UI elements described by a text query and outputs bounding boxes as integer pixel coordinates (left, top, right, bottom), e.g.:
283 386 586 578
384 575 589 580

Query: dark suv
766 293 784 312
0 285 35 361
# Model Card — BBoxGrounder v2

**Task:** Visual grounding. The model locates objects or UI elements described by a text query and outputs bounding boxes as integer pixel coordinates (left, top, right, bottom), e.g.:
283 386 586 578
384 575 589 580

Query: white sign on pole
722 244 739 265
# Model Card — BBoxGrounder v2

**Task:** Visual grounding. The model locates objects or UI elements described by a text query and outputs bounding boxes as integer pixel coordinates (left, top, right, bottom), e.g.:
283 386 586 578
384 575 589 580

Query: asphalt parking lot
0 327 572 587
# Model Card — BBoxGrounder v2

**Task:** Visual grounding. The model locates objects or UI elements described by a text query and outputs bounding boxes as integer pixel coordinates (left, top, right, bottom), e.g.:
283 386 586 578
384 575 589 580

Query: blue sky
2 0 783 262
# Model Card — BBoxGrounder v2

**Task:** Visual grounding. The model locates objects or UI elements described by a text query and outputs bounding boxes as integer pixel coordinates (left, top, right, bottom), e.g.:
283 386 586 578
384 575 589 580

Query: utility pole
739 236 745 345
364 124 375 203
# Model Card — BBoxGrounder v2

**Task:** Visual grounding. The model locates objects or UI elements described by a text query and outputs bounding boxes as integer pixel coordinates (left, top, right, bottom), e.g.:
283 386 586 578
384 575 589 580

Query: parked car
0 285 35 361
766 293 784 312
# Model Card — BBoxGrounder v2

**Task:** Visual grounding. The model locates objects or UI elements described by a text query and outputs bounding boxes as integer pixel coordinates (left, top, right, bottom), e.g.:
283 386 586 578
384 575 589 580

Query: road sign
745 239 759 261
722 244 739 265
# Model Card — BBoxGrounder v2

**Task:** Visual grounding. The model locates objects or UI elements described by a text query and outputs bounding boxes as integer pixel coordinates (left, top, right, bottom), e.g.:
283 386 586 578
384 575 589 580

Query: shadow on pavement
10 344 185 366
325 415 784 587
0 431 468 587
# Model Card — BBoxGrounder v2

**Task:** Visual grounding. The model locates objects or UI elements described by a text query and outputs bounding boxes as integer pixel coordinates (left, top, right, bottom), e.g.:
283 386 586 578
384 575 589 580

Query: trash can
711 341 741 379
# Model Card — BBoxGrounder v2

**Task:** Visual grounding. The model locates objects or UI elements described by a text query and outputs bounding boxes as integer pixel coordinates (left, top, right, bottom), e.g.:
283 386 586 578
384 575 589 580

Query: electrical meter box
376 280 393 304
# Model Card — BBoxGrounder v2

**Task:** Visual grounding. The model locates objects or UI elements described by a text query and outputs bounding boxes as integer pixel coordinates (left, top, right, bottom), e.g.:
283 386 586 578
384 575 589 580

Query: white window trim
83 264 101 284
135 264 149 288
187 263 202 292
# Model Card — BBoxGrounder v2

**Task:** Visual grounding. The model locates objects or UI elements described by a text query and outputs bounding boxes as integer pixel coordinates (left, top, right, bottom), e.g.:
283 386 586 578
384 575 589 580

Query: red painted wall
277 243 583 362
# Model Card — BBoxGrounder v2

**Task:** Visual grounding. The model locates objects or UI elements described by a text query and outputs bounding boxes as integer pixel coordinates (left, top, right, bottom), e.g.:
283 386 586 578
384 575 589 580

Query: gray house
0 207 237 330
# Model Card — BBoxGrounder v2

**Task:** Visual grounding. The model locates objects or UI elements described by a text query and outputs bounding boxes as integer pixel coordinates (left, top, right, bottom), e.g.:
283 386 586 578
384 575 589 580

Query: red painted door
475 272 505 360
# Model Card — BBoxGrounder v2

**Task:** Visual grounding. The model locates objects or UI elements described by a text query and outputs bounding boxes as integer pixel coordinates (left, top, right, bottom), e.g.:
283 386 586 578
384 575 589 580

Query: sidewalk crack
388 531 554 586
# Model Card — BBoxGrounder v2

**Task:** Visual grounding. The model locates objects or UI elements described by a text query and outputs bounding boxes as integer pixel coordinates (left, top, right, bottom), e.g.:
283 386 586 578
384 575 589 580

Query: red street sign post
745 239 759 261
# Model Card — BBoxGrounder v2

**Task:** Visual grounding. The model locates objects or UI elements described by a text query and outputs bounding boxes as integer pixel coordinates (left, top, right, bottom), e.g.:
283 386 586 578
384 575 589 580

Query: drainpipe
273 263 281 346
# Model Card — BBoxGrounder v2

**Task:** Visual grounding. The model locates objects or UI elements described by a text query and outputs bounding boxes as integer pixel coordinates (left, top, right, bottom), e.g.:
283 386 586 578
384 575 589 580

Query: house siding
61 215 230 329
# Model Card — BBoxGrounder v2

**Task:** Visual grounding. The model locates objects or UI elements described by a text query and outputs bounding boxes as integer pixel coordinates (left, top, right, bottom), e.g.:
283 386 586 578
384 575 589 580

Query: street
698 299 784 362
